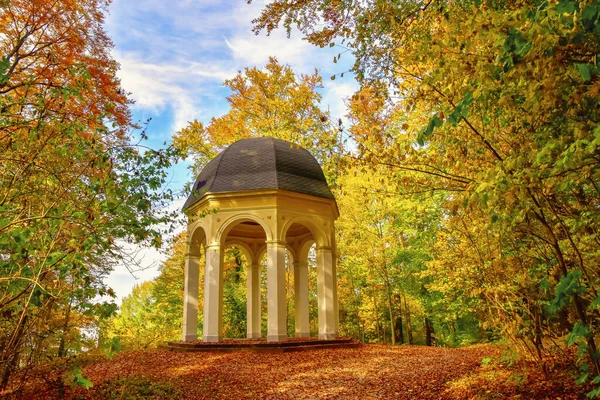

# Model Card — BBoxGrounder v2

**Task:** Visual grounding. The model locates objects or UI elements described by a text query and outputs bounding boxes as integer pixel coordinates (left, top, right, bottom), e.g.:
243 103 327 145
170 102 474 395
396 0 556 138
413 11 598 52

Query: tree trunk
383 266 396 345
57 298 73 399
532 305 548 378
395 317 404 344
234 252 242 284
401 291 413 345
424 317 434 346
361 321 365 343
529 191 600 375
372 291 381 342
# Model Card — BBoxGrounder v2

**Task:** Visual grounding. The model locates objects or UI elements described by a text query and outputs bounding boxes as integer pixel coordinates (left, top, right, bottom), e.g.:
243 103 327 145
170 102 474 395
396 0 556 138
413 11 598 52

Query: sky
103 0 358 301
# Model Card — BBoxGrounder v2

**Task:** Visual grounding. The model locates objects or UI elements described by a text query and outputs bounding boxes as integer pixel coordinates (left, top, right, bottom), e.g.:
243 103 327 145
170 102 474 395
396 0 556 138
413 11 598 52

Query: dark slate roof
183 137 335 210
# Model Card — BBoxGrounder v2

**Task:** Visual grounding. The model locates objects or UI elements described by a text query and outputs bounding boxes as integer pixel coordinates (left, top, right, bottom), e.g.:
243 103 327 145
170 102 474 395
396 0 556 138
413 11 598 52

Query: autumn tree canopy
173 57 342 184
252 0 600 386
0 0 178 391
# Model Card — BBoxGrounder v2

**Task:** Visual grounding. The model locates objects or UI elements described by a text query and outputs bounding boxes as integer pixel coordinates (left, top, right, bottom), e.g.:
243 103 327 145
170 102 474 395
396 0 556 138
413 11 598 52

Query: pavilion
181 137 339 342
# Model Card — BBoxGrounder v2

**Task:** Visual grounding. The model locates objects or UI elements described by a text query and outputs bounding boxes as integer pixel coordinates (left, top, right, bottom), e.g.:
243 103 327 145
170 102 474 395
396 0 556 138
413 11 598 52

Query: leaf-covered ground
21 344 588 399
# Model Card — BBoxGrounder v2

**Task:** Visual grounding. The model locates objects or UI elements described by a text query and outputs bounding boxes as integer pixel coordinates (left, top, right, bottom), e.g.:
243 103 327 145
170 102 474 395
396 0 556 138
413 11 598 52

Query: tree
151 233 188 331
336 167 404 344
0 0 178 391
107 282 167 350
172 57 342 184
251 0 600 381
335 165 449 345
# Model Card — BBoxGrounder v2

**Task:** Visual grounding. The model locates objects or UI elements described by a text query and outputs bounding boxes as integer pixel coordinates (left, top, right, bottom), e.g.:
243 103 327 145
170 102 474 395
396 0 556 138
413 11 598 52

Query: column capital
265 240 287 247
315 245 333 252
185 253 202 259
205 243 222 251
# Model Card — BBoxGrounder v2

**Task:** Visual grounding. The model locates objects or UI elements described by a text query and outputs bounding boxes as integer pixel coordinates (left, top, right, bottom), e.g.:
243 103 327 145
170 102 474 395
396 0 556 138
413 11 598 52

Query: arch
216 213 273 245
255 244 267 265
224 239 254 265
297 238 316 263
281 216 329 248
285 244 297 263
188 224 207 256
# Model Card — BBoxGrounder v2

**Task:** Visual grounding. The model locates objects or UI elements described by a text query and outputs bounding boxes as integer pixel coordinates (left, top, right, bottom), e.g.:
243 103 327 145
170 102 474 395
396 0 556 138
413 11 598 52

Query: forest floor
15 344 588 399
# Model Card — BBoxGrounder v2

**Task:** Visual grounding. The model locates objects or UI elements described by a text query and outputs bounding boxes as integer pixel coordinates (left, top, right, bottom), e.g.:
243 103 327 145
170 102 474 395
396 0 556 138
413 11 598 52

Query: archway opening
221 219 267 339
306 243 318 336
221 247 248 338
284 222 319 338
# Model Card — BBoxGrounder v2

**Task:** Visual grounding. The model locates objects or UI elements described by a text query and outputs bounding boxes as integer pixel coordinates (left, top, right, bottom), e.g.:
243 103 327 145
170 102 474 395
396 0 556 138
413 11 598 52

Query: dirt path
18 344 585 399
80 345 494 399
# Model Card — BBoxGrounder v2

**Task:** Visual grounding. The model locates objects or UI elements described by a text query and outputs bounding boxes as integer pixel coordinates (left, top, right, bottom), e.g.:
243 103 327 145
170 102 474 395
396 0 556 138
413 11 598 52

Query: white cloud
108 0 355 134
225 33 313 69
225 1 341 73
322 80 359 120
115 51 236 132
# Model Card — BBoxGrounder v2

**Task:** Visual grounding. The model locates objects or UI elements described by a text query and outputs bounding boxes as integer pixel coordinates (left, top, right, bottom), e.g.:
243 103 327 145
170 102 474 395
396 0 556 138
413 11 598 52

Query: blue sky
103 0 358 300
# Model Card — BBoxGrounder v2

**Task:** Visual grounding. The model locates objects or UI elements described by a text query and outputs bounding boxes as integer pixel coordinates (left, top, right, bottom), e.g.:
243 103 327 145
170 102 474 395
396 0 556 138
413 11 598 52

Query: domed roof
183 137 335 210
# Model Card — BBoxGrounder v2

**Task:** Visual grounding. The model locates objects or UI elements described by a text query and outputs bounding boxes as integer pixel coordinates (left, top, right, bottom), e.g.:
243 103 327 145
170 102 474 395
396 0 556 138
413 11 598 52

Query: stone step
159 338 359 353
166 337 353 348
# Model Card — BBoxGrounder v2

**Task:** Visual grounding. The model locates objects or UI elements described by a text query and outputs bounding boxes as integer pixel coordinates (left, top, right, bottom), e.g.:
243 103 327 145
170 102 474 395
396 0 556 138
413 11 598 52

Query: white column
330 247 340 338
332 242 340 335
266 241 287 342
182 254 200 341
203 244 223 342
294 260 310 338
247 262 261 339
316 246 339 339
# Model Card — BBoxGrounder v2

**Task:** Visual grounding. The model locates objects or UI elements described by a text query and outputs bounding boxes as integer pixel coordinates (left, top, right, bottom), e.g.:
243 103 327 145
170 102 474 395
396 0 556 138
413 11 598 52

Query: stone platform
159 337 359 353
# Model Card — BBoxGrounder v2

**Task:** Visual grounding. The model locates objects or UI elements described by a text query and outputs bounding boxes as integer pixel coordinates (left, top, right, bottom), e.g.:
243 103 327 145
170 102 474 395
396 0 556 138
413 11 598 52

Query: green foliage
587 387 600 399
549 270 587 313
101 337 124 360
0 56 9 85
568 322 591 347
222 249 247 338
70 367 93 390
104 278 182 350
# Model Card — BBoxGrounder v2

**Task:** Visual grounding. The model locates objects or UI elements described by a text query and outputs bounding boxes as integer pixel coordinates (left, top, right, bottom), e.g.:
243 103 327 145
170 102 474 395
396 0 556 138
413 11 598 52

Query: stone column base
318 332 338 340
267 334 288 342
182 334 198 342
203 335 223 343
295 332 310 339
247 332 261 339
